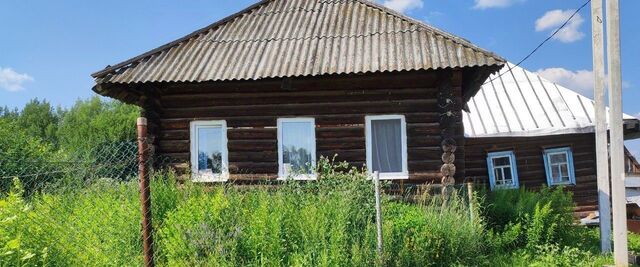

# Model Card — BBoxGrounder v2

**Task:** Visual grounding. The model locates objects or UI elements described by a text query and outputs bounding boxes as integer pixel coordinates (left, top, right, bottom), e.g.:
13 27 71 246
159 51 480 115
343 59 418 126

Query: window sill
548 182 576 187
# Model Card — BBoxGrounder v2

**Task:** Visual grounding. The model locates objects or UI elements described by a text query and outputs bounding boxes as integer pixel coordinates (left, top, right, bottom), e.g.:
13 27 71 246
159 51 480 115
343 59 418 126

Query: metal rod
606 0 628 264
373 171 383 261
467 182 474 221
137 117 155 267
591 0 612 253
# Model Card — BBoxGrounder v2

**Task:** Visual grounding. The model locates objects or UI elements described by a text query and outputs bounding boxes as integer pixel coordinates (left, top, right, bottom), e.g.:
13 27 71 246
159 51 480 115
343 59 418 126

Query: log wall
465 133 599 214
151 70 464 183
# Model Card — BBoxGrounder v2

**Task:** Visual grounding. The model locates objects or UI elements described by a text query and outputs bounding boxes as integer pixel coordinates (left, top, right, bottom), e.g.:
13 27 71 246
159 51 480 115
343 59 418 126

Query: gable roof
463 62 640 138
91 0 504 85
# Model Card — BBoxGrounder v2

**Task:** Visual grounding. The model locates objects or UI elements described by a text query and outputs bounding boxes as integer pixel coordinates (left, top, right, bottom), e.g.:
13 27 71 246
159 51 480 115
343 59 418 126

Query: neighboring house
91 0 505 184
463 63 640 214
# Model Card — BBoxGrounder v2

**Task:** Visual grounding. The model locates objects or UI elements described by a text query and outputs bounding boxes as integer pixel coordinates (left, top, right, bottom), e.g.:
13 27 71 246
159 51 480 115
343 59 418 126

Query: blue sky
1 0 639 157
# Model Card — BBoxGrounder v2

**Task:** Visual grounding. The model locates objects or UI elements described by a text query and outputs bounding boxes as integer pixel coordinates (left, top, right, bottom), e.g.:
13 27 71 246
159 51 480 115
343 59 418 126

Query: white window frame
277 118 317 180
365 115 409 180
543 147 576 186
487 151 519 190
190 120 229 182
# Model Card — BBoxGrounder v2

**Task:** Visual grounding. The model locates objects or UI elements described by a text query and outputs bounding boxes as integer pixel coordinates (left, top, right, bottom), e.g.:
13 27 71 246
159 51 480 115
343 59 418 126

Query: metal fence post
137 117 154 267
467 182 474 221
373 171 383 262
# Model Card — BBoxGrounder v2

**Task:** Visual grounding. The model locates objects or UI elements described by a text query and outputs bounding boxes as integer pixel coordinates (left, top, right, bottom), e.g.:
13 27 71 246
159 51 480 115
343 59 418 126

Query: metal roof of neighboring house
463 62 640 138
91 0 503 84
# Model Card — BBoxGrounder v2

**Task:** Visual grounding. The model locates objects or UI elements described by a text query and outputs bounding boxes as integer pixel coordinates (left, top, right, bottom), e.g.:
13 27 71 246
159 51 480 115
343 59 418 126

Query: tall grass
0 159 614 266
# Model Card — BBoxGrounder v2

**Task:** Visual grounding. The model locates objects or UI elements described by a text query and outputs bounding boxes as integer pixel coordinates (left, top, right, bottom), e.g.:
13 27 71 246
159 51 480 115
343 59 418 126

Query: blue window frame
543 147 576 186
487 151 519 190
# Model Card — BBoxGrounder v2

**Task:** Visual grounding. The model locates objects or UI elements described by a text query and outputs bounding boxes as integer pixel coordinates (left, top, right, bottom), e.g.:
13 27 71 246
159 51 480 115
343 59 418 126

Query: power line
483 0 592 85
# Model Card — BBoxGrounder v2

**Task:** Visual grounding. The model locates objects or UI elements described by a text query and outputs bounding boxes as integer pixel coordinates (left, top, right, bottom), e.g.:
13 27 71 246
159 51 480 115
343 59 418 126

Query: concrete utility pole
606 0 628 265
591 0 612 253
373 171 383 261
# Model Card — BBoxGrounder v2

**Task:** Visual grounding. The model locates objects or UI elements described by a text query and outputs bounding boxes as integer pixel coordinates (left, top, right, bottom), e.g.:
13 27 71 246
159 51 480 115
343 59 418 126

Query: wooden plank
162 99 439 119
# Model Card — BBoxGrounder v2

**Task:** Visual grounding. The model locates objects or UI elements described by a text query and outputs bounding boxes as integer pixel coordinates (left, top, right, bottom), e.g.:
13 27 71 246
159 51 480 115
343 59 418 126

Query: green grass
0 159 618 266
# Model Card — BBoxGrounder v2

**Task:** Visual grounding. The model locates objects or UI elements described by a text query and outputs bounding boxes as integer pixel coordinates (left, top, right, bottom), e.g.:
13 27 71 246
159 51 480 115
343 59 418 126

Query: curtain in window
371 119 402 173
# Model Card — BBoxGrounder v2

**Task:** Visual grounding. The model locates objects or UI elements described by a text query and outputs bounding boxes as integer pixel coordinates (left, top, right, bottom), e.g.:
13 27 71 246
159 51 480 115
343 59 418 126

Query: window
278 118 316 180
487 151 519 190
190 121 229 182
365 115 408 179
543 147 576 186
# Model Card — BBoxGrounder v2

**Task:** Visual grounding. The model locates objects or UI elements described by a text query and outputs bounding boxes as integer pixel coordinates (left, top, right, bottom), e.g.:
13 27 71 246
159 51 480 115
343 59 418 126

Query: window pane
503 167 512 181
560 164 569 179
282 121 314 174
551 165 560 182
494 168 504 184
371 119 403 173
550 153 567 164
197 127 223 173
493 156 510 167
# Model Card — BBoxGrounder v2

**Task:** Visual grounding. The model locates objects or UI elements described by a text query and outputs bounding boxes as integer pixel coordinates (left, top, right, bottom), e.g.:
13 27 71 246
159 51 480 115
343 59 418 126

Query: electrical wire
483 0 592 85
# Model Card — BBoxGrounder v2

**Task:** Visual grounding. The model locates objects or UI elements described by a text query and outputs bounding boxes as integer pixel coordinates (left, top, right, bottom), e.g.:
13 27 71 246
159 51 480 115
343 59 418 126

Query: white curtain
371 119 402 172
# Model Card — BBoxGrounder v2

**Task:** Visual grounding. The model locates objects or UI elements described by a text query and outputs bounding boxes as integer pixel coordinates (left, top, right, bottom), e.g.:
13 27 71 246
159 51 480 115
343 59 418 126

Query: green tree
57 96 139 156
0 119 55 194
15 98 60 144
0 106 19 119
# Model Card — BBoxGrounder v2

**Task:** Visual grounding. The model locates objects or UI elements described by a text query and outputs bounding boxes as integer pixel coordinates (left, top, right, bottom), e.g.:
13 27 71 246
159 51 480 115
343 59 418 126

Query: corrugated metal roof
464 62 640 137
92 0 503 84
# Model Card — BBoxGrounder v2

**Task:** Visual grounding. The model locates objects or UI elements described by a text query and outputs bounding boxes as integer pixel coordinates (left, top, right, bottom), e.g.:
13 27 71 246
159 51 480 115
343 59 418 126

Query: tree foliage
0 96 139 192
15 98 60 144
0 119 55 193
56 96 139 156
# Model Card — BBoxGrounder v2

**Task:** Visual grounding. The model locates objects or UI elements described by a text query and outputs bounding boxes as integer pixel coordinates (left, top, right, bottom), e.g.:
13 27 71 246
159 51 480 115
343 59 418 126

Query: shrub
0 119 57 195
489 244 612 267
482 186 576 251
0 178 142 266
0 179 48 266
381 189 488 267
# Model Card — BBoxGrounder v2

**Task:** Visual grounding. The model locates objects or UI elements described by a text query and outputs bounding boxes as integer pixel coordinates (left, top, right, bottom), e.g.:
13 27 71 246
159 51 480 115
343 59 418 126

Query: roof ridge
189 26 420 44
92 0 504 79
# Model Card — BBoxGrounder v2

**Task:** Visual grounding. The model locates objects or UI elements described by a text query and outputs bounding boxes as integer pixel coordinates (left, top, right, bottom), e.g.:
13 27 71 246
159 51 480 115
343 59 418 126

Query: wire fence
0 138 478 266
0 140 149 265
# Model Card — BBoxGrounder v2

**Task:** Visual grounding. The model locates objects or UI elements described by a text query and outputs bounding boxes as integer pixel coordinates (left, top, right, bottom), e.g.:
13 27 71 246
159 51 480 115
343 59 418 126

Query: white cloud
536 67 594 96
535 9 584 43
381 0 424 13
635 112 640 119
0 67 33 92
536 67 630 98
473 0 524 9
424 11 444 23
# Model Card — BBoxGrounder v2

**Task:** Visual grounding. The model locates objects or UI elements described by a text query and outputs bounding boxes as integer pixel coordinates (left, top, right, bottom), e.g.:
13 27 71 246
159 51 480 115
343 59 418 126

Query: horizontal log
317 149 365 161
229 162 277 173
159 112 440 129
158 139 279 153
162 99 439 119
316 126 363 138
161 70 442 95
161 123 442 141
161 87 439 108
317 137 364 150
